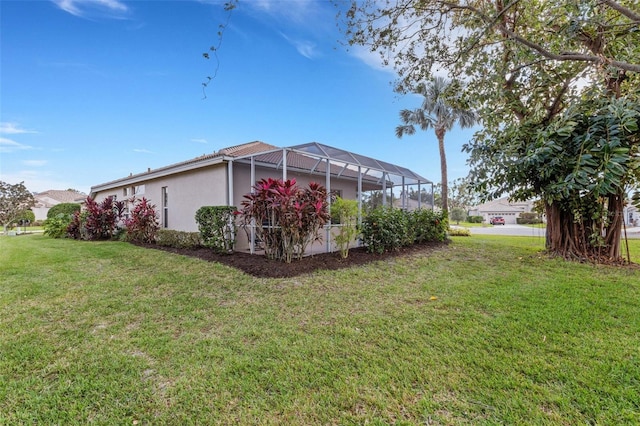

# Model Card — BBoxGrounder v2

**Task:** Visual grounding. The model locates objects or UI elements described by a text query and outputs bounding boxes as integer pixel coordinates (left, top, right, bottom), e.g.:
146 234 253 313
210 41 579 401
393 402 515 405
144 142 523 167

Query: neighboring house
468 197 535 225
624 203 639 227
90 141 433 253
32 189 86 221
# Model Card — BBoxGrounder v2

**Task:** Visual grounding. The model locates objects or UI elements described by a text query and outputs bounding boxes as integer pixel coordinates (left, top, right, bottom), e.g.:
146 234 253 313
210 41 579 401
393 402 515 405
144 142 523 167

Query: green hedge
47 203 81 219
156 230 203 249
360 207 448 254
195 206 237 253
516 212 542 224
467 215 483 223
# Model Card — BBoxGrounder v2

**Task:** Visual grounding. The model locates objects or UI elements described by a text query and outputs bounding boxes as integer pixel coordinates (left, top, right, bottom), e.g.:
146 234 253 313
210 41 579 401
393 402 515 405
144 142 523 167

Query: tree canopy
342 0 640 262
0 181 35 233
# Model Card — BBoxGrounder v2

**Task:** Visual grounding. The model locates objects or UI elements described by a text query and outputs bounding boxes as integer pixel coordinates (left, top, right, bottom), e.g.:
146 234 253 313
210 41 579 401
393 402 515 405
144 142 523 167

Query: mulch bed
136 241 450 278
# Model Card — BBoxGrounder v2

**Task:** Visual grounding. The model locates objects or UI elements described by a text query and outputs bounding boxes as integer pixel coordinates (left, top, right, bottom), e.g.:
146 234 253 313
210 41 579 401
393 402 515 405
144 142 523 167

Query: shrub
195 206 237 253
156 230 203 248
67 196 126 240
331 197 359 259
47 203 80 219
239 178 330 262
411 209 448 243
44 213 74 238
125 197 159 244
448 227 471 236
467 215 483 223
360 206 412 254
516 212 542 225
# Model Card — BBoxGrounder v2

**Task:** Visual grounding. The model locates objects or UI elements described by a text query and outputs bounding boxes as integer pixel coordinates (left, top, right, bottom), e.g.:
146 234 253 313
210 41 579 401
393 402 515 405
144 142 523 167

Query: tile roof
34 190 86 206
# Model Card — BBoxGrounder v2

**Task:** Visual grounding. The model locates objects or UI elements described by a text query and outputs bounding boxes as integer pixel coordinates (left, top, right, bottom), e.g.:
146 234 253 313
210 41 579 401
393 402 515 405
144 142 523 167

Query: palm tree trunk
436 128 448 214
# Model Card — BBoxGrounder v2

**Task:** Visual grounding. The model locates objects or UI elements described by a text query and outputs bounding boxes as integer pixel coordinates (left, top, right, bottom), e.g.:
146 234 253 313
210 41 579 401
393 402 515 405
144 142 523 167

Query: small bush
332 197 359 258
448 227 471 236
44 213 73 238
47 203 80 219
156 230 203 248
467 215 483 223
516 212 542 224
411 209 448 243
195 206 237 254
125 197 159 244
360 207 412 254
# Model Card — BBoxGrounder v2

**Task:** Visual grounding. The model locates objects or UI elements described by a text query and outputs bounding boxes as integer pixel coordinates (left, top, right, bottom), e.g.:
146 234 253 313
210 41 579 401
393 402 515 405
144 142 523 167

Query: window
123 187 129 197
161 186 168 228
134 185 145 195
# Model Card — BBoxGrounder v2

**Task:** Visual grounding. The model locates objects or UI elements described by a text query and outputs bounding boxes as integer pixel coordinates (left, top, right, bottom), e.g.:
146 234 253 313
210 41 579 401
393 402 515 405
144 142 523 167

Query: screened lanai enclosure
228 142 434 254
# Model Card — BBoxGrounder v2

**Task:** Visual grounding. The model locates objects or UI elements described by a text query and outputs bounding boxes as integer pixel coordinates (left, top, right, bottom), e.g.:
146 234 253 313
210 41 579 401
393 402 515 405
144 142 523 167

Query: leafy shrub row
195 206 237 254
65 196 159 243
516 212 542 225
156 230 203 248
467 215 483 223
360 207 448 254
448 227 471 236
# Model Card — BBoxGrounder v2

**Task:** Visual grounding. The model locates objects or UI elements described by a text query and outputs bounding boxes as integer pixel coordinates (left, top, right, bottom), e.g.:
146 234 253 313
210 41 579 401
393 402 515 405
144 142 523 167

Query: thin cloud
22 160 48 167
133 148 154 154
250 0 319 25
0 122 39 135
191 138 208 144
280 32 318 59
0 138 33 153
52 0 129 19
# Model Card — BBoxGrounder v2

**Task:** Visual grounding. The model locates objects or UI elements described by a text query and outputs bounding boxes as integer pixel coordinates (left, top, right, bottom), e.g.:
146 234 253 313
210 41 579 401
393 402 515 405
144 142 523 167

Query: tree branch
440 0 640 73
599 0 640 22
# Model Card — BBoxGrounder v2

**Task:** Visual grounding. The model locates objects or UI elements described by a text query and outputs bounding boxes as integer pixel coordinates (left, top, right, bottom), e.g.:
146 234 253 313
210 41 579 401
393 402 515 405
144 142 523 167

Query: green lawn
1 234 639 424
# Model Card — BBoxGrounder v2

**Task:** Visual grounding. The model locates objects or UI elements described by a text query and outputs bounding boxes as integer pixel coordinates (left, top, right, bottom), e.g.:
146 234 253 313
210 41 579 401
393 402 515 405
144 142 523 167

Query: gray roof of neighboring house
34 190 86 207
90 141 432 195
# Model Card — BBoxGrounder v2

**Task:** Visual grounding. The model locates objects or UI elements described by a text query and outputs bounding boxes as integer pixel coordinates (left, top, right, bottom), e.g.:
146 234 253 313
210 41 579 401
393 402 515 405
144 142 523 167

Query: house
624 203 639 227
32 189 86 221
90 141 433 253
468 197 535 224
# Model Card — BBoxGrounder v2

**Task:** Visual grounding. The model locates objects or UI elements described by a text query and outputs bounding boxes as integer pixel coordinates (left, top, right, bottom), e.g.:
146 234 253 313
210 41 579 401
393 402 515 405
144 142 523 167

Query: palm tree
395 77 476 214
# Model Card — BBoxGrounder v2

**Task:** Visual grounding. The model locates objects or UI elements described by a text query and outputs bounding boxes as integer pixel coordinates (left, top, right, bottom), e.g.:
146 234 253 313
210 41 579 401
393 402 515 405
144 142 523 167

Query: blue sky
1 0 477 194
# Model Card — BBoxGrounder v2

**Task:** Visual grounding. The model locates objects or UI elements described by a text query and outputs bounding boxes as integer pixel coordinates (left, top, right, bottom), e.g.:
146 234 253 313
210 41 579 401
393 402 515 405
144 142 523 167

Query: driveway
459 224 640 239
467 224 547 237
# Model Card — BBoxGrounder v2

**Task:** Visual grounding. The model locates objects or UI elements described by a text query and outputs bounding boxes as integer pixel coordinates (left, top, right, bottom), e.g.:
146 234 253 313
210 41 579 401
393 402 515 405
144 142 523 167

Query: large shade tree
342 0 640 262
395 77 476 214
0 181 35 234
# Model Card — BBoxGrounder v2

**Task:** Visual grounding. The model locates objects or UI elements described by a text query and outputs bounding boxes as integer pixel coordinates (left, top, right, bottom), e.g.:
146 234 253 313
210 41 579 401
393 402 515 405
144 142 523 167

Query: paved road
460 224 640 239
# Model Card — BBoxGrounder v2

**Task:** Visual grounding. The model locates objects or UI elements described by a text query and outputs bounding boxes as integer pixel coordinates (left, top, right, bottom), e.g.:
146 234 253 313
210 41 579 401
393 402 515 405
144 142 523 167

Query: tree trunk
544 192 625 263
436 127 448 215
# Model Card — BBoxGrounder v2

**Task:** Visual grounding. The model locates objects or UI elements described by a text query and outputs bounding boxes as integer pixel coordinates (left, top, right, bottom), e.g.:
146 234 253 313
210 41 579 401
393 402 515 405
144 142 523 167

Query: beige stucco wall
93 164 228 232
94 161 364 253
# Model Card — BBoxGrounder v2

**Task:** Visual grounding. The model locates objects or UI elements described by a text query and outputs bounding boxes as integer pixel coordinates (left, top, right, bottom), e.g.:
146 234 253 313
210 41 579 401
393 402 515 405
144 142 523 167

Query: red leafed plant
125 197 159 244
239 178 330 262
68 196 126 240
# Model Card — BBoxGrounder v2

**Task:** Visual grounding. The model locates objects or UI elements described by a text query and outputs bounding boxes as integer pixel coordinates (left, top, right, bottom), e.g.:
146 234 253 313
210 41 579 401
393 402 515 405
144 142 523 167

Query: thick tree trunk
436 128 448 214
545 192 625 263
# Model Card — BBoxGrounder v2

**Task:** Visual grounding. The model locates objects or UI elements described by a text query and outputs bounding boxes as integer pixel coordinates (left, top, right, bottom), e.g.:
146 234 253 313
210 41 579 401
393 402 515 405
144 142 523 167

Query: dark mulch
136 241 450 278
